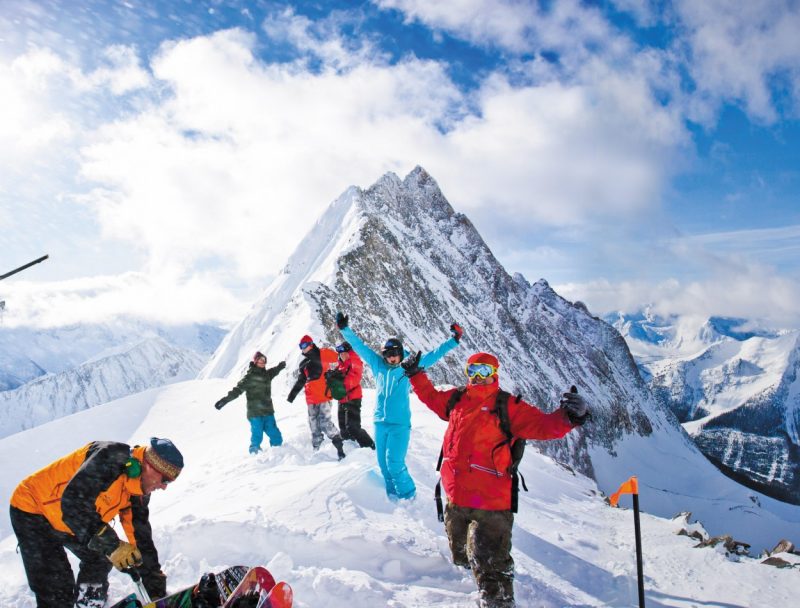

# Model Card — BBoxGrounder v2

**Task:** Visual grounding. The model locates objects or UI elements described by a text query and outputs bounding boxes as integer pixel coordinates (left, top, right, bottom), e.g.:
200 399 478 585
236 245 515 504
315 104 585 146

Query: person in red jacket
334 342 375 449
403 351 588 608
287 335 346 460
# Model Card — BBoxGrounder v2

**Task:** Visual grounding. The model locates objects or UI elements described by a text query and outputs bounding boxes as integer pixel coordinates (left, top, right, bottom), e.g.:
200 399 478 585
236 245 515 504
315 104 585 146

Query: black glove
214 399 226 410
193 572 220 607
277 361 286 371
143 569 168 601
401 351 424 377
87 524 120 555
560 385 589 425
336 312 349 330
450 323 463 343
287 388 299 403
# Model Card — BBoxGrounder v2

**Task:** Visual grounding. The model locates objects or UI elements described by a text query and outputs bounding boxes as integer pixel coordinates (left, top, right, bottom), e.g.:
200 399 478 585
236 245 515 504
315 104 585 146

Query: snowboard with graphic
222 566 293 608
110 565 249 608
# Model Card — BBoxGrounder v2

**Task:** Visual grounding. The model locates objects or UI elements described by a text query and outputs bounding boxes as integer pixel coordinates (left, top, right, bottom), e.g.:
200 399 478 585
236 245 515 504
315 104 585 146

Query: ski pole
126 568 152 604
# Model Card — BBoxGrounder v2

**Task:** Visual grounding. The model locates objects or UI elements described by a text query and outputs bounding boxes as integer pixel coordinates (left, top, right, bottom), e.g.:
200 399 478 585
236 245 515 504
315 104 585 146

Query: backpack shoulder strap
445 387 467 419
492 389 514 441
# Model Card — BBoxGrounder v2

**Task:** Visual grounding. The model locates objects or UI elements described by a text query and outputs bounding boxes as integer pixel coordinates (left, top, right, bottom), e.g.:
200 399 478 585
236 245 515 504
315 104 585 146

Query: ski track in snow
1 380 799 607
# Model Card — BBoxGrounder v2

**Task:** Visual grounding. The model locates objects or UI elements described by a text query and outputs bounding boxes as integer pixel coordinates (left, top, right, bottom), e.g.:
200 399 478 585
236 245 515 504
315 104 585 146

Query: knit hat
144 437 184 481
252 351 266 363
299 335 314 348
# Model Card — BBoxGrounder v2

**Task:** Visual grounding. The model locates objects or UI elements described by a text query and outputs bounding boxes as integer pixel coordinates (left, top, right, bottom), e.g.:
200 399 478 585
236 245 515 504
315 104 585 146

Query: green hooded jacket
220 361 286 418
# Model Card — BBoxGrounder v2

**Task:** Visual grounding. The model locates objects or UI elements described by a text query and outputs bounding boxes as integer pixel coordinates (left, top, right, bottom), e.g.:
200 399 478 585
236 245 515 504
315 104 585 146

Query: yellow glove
108 541 142 570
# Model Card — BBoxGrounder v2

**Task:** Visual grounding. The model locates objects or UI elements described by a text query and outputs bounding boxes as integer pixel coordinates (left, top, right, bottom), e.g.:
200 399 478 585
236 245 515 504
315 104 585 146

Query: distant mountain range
607 310 800 503
0 319 226 437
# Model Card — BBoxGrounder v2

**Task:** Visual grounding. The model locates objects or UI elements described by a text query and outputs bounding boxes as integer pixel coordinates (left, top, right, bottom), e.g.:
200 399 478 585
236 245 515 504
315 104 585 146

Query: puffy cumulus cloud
374 0 540 53
675 0 800 123
262 6 389 70
78 28 467 280
1 271 248 328
0 49 74 161
430 68 688 229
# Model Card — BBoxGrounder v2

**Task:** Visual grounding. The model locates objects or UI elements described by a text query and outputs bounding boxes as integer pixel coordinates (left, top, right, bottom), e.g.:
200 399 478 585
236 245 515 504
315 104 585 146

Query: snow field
0 380 798 607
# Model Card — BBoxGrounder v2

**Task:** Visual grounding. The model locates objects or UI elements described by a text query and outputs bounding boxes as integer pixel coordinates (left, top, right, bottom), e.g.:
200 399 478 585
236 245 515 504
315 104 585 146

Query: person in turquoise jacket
336 312 462 500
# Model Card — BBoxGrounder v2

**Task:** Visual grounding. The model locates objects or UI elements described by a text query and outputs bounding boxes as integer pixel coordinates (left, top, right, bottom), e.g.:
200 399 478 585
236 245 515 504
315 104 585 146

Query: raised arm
407 369 454 421
419 335 459 368
339 321 384 370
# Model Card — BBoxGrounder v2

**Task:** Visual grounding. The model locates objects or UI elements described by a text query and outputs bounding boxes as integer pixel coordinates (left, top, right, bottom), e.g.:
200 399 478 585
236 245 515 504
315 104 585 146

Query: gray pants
445 501 515 608
307 402 341 449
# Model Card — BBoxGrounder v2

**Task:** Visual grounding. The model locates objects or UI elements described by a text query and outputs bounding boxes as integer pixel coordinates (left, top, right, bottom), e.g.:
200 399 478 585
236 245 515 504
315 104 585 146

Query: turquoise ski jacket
340 326 458 425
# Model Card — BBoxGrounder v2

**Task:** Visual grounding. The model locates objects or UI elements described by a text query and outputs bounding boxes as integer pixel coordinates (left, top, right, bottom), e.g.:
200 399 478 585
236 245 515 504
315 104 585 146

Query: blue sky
1 0 799 328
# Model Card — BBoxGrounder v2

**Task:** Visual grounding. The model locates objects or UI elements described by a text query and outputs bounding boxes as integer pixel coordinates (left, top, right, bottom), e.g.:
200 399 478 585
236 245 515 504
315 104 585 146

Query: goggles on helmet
336 343 351 353
465 362 497 379
383 347 403 359
299 341 313 350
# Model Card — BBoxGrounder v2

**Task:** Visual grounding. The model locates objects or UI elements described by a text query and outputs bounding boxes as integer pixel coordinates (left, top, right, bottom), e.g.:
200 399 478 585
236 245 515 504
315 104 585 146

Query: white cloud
374 0 539 53
1 271 248 328
675 0 800 123
558 237 800 328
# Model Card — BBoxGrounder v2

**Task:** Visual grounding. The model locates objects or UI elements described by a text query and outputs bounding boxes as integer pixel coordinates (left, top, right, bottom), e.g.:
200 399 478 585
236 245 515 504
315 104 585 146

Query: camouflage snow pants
307 401 342 449
444 502 515 608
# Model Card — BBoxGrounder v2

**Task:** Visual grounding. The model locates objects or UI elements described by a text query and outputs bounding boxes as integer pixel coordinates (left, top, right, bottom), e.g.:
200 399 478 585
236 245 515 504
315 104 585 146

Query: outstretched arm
419 335 459 368
508 397 575 440
287 369 306 402
408 371 456 421
340 325 384 370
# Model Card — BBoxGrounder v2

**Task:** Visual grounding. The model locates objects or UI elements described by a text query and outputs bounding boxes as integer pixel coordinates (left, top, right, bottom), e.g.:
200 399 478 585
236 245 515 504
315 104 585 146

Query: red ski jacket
410 372 576 511
336 351 363 402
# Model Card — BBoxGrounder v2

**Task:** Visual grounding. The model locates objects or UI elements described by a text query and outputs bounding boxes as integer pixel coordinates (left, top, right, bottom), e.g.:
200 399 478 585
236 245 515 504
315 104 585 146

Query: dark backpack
434 388 528 522
324 369 347 401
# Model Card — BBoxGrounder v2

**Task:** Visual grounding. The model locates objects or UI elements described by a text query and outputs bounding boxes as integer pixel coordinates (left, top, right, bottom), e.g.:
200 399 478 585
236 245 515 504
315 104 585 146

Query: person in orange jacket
403 351 588 608
9 437 183 608
287 335 346 460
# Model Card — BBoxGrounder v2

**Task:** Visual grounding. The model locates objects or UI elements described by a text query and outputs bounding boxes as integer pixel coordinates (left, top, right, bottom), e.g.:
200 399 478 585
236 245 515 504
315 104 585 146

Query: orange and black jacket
288 345 339 405
11 441 160 570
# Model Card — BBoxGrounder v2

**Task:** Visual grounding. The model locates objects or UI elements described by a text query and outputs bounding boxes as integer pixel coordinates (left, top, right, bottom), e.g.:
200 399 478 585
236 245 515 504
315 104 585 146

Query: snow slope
0 381 798 608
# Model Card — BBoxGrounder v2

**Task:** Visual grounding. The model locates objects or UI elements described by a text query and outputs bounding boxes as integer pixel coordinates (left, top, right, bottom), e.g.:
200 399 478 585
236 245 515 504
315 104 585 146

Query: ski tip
267 581 293 608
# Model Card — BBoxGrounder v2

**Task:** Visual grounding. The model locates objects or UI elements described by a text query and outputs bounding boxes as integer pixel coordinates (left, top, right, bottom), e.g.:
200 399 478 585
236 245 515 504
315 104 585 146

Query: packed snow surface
1 381 798 607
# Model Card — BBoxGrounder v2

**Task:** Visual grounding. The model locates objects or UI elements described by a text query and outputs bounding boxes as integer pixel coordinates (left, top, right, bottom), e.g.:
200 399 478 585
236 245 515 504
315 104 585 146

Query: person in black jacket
214 351 287 454
10 437 183 607
287 336 346 460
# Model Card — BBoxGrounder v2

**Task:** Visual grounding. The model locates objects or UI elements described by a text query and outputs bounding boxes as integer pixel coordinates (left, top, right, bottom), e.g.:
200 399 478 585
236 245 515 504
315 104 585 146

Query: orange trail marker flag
609 475 638 507
609 475 646 607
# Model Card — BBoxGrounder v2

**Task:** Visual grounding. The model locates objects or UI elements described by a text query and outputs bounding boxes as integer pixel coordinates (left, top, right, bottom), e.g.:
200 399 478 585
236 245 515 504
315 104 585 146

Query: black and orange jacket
11 441 160 569
288 345 339 405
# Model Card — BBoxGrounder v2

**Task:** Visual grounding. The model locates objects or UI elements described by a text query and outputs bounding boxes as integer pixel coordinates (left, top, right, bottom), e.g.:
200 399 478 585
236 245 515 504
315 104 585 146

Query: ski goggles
299 341 313 350
336 344 350 353
465 362 497 379
382 347 403 359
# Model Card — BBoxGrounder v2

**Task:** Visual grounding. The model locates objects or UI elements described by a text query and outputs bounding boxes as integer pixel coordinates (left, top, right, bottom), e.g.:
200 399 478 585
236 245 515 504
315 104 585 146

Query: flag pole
632 491 645 608
609 475 644 607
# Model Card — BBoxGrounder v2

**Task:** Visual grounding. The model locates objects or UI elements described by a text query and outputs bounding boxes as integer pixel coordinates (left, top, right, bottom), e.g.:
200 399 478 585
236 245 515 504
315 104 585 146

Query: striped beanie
144 437 184 481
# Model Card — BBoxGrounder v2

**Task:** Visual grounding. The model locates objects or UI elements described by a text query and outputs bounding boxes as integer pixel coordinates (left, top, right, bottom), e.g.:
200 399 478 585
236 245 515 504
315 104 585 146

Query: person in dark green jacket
214 351 286 454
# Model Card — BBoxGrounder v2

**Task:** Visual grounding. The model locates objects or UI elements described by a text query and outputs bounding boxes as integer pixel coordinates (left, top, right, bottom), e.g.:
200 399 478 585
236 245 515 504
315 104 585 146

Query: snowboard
109 565 249 608
222 566 293 608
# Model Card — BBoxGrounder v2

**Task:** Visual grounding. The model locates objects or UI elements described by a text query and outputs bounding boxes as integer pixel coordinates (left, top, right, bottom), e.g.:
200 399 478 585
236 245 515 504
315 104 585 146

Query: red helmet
466 352 499 368
465 352 499 381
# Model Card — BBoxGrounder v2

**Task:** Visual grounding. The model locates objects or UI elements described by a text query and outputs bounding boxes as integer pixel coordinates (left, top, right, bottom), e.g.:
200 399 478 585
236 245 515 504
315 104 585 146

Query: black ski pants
10 505 112 608
337 398 375 449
